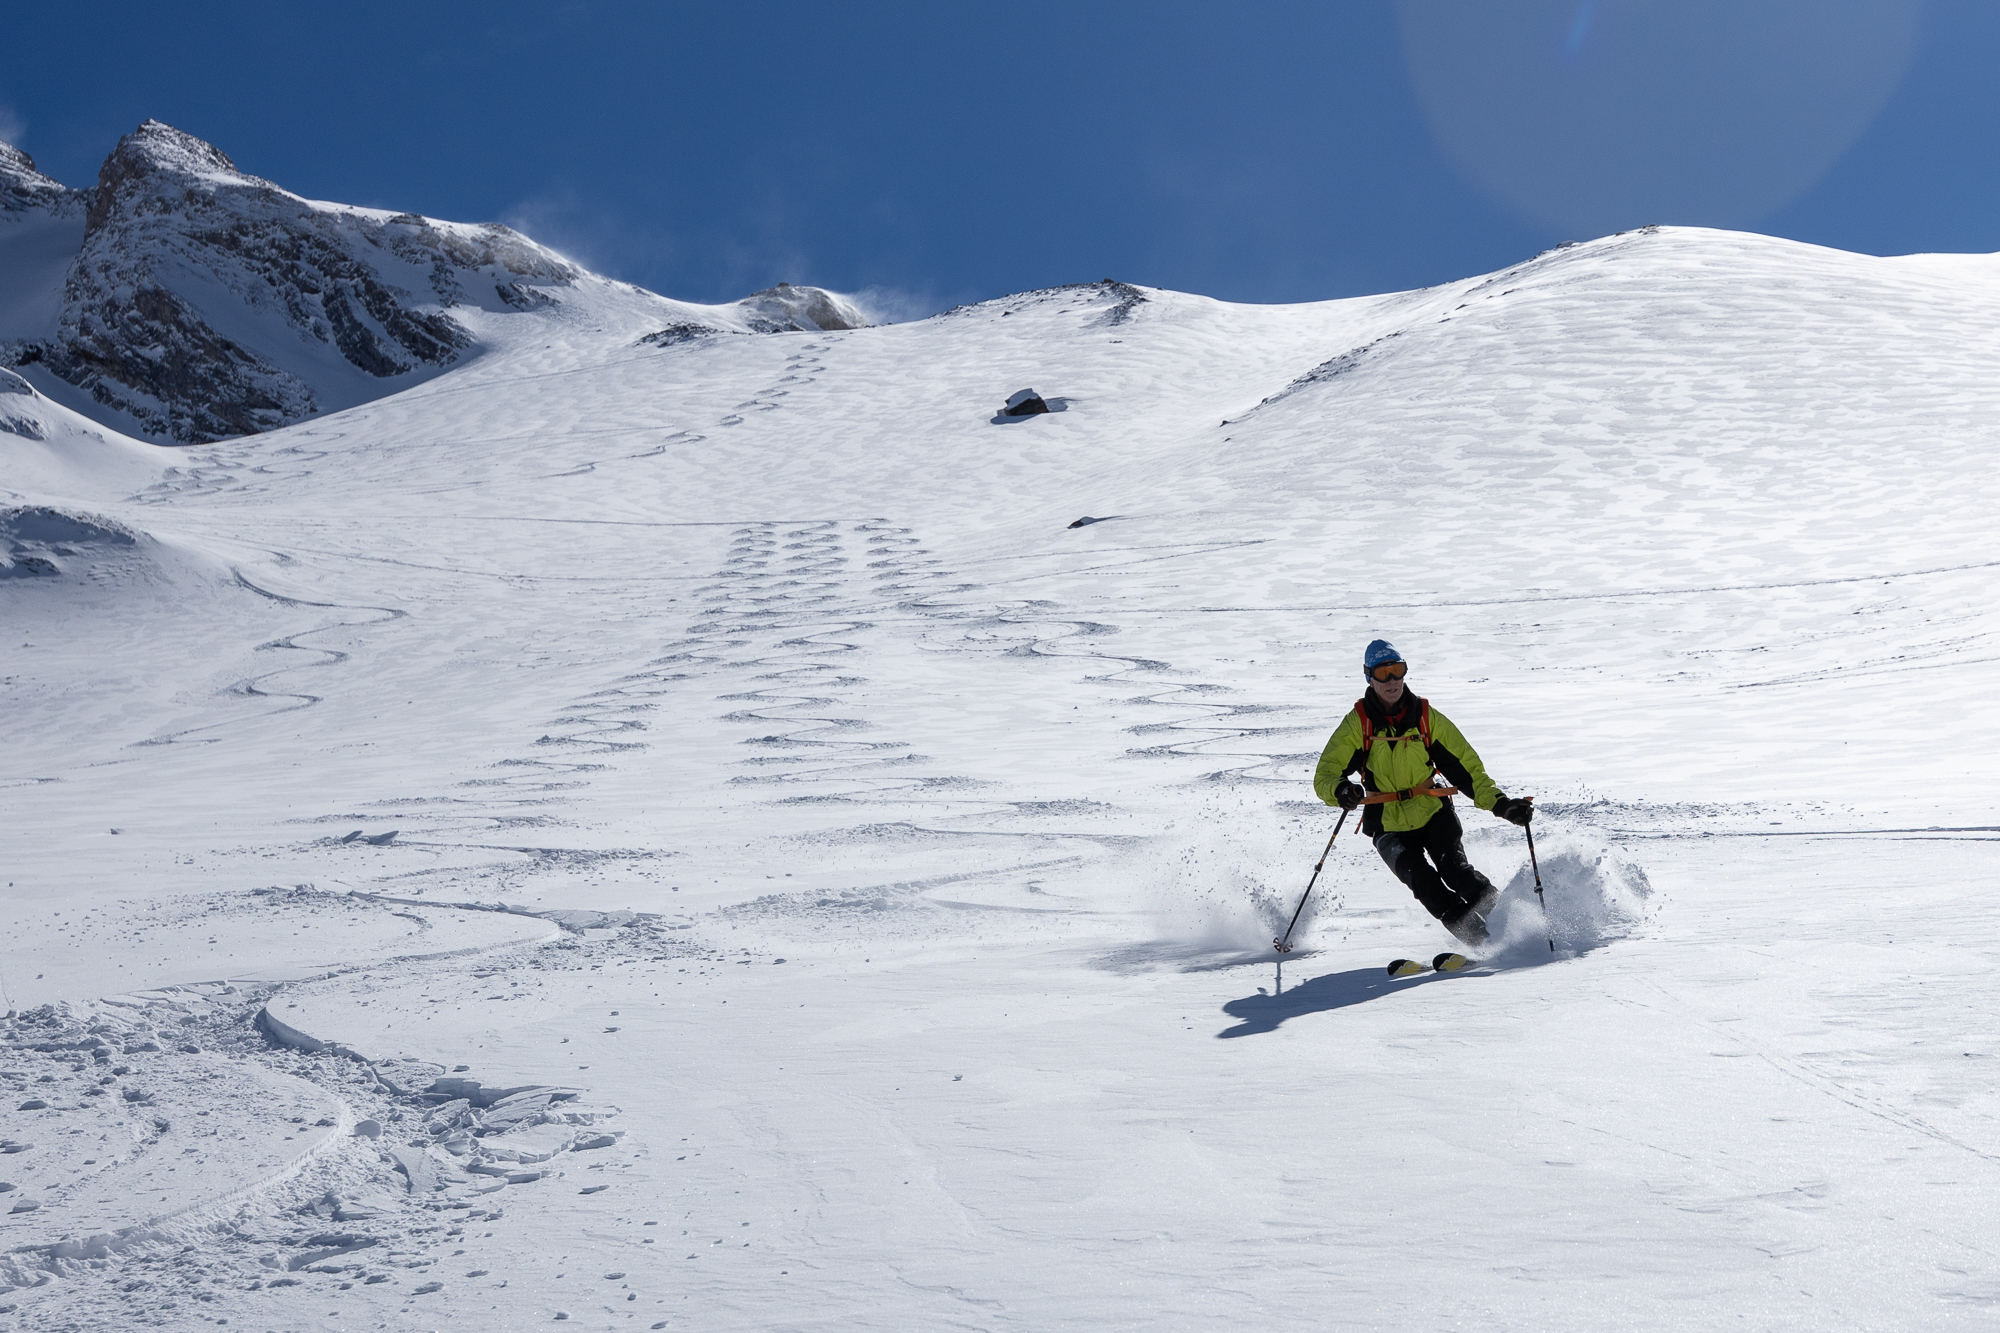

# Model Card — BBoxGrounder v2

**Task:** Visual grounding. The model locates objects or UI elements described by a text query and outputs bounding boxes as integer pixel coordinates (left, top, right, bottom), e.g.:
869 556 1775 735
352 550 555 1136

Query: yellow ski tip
1432 952 1469 972
1388 958 1426 977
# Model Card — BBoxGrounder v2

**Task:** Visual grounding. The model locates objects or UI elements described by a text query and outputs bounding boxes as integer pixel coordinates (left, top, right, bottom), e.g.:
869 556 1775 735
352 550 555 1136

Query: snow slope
0 366 169 507
3 226 2000 1329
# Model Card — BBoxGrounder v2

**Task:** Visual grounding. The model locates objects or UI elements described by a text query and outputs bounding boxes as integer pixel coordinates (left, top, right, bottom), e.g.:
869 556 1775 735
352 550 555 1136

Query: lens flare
1398 0 1925 235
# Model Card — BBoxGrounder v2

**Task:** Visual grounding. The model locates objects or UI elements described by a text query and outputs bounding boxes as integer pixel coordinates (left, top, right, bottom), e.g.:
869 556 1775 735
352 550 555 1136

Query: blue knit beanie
1362 639 1404 674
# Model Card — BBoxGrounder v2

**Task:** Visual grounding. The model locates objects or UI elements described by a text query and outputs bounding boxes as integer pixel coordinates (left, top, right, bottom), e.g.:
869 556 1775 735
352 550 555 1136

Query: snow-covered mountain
0 121 866 443
0 144 86 349
4 222 2000 1329
0 142 77 216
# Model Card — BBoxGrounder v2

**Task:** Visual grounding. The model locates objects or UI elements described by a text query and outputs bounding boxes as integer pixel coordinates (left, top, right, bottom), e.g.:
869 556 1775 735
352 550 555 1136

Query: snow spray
1483 826 1654 963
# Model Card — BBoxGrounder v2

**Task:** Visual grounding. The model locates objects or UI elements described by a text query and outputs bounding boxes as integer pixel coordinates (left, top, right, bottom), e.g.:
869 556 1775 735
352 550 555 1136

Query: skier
1312 639 1534 947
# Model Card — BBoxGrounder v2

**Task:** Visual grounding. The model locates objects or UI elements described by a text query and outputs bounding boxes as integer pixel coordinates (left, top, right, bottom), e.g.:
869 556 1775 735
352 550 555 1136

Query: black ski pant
1372 802 1495 924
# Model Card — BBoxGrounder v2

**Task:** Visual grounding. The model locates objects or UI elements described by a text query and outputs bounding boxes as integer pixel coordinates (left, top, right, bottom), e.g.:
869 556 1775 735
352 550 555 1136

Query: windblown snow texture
3 218 1999 1330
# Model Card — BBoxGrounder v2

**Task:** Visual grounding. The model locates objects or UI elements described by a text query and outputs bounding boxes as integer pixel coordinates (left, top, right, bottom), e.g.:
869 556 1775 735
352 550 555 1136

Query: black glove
1334 780 1364 812
1492 794 1534 827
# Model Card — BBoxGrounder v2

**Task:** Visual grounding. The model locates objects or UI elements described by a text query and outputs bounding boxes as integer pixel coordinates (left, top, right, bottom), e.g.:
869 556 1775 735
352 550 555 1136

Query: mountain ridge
0 142 82 217
0 120 867 444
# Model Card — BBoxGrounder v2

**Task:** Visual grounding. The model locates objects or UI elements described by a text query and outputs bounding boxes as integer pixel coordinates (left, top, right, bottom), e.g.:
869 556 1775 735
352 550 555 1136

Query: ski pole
1275 808 1348 953
1525 818 1553 953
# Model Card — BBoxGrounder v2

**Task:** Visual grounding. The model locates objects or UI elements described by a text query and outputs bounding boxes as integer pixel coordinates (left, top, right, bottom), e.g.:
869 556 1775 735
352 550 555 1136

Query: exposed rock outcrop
638 321 733 348
634 284 868 349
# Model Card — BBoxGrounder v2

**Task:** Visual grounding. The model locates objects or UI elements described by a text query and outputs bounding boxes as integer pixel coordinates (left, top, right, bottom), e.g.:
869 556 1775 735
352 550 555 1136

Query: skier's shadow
1218 966 1465 1038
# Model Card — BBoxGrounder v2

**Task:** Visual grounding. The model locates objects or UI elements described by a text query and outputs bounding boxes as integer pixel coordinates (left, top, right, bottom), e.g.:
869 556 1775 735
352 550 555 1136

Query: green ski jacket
1312 694 1503 836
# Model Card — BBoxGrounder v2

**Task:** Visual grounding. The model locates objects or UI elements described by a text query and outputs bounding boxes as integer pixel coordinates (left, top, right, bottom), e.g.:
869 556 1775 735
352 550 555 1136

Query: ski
1385 952 1470 977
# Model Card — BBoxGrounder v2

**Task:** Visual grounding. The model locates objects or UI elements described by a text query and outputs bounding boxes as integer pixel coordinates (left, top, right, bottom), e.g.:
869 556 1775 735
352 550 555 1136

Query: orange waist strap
1360 785 1459 805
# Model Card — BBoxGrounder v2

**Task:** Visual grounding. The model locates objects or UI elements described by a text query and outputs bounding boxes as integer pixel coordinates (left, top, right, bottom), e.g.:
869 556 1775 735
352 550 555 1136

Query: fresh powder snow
2 221 1999 1329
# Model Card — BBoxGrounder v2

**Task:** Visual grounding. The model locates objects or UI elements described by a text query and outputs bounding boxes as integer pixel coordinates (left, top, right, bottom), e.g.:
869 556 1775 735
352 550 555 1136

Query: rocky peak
103 119 238 183
86 120 246 232
0 141 82 218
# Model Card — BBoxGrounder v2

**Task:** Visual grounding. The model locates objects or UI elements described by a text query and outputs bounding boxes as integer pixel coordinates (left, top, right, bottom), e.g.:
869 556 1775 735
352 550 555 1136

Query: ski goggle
1367 662 1408 683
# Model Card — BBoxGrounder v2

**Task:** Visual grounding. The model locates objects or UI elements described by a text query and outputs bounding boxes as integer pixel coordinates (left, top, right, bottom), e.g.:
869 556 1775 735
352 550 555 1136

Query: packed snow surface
3 226 2000 1329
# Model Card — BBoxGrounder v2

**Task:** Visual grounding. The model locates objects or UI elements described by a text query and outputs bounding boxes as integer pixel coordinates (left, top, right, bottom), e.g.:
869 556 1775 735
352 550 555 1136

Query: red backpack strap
1418 697 1432 749
1353 698 1374 752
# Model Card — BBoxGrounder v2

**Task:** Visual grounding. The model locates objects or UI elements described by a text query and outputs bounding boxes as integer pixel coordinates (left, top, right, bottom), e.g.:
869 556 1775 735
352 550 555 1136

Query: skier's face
1370 674 1406 706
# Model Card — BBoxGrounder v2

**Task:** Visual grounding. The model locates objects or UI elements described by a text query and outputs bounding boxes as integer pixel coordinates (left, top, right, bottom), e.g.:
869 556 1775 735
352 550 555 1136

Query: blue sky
3 2 1989 314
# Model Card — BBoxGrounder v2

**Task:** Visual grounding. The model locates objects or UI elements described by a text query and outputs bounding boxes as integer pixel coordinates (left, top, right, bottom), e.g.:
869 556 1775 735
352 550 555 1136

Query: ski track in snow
5 231 2000 1327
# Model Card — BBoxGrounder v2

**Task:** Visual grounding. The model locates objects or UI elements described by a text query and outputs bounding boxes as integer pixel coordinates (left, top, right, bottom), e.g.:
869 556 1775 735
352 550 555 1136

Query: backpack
1354 695 1431 752
1350 696 1458 804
